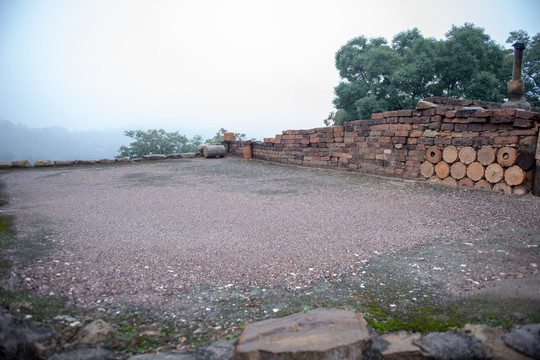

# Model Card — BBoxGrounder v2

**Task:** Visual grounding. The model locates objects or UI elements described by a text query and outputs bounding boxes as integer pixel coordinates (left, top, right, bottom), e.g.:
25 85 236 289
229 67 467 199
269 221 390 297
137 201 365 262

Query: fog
1 0 539 162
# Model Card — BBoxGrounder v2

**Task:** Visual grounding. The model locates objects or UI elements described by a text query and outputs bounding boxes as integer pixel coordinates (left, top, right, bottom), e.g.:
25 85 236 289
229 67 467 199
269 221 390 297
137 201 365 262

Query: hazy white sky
1 0 539 140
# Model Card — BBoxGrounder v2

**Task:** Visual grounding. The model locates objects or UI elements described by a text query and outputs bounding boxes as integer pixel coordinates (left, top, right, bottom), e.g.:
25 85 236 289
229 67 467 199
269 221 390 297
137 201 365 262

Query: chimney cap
512 41 525 50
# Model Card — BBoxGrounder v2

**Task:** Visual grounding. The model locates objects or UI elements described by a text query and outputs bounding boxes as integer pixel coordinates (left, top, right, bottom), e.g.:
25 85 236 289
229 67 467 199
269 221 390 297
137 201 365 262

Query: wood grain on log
420 161 435 178
450 162 466 180
442 146 458 164
435 161 450 179
466 162 485 181
485 163 504 183
504 165 526 186
477 147 497 166
441 177 457 186
493 182 512 194
426 146 442 164
474 180 492 191
458 178 474 187
459 147 476 164
512 186 529 195
497 147 517 167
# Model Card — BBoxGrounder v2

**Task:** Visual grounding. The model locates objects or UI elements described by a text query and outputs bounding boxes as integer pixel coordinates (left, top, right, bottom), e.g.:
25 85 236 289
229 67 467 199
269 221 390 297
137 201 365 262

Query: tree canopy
330 23 536 125
118 129 202 158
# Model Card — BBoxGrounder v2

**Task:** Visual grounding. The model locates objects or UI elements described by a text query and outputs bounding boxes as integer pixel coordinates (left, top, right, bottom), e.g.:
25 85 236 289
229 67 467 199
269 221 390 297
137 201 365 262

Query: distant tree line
117 128 249 158
327 23 540 126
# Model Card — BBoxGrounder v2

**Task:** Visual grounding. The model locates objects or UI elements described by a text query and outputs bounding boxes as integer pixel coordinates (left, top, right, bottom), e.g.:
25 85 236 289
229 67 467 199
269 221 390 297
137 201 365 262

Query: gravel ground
1 156 539 331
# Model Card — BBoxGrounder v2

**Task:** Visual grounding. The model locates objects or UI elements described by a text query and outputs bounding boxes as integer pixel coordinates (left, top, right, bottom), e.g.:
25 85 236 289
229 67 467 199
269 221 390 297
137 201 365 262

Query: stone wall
228 102 540 196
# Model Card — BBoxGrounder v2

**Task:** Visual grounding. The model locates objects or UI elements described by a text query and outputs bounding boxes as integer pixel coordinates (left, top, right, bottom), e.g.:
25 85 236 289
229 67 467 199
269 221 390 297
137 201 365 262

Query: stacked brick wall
228 106 540 195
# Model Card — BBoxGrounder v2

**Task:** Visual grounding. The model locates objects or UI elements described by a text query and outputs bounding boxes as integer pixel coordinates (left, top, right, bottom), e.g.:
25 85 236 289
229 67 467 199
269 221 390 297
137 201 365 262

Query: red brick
372 113 385 119
282 130 294 135
378 137 392 143
494 136 518 144
389 124 413 131
409 130 423 138
513 118 532 128
397 110 413 117
408 138 418 145
445 111 456 118
475 110 491 117
516 109 540 120
520 136 537 145
508 129 537 136
344 137 355 143
384 111 398 118
395 130 409 137
493 109 517 117
370 124 390 131
491 116 514 124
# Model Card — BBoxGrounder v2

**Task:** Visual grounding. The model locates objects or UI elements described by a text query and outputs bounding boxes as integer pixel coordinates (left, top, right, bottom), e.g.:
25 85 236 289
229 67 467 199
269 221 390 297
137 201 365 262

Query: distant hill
0 120 128 163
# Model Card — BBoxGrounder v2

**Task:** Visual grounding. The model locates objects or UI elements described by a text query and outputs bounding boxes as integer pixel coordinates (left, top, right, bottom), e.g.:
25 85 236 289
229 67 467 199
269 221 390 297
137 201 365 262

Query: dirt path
1 156 539 348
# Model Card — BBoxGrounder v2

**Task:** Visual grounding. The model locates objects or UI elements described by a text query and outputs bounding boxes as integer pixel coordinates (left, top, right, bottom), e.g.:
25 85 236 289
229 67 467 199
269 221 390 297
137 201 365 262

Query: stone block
236 309 372 360
34 160 53 167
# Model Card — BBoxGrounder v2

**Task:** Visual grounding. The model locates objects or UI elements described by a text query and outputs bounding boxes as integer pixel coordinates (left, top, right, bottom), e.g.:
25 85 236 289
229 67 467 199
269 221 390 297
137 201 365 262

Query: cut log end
497 147 517 167
485 163 504 184
442 146 458 164
435 161 450 179
458 177 474 188
426 146 442 164
450 162 467 180
474 180 492 191
459 146 476 164
467 162 485 182
504 165 526 186
420 161 435 178
493 182 512 195
477 146 497 166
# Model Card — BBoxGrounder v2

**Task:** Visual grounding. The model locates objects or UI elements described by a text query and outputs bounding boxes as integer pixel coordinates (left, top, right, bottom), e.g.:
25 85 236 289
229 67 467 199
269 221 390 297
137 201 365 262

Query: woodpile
421 145 534 195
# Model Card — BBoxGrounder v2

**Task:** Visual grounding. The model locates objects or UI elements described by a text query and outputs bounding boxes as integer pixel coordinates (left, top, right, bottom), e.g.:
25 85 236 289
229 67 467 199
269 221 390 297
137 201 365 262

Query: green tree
507 30 540 107
205 128 248 144
117 129 202 158
330 24 514 126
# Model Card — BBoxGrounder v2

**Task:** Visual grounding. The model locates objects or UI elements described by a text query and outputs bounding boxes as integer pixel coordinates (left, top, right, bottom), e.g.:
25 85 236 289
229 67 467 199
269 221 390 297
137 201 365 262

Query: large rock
54 160 75 166
144 154 167 161
459 324 531 360
11 160 32 168
0 307 54 359
0 162 13 169
128 339 236 360
413 331 490 360
71 320 112 346
378 331 426 359
75 160 97 165
48 346 116 360
503 323 540 359
236 309 372 360
34 160 53 167
97 159 115 164
417 100 438 110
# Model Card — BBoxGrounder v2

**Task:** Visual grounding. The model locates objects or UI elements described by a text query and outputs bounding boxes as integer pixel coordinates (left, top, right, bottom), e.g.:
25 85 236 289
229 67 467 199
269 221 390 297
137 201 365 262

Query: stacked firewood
420 145 535 194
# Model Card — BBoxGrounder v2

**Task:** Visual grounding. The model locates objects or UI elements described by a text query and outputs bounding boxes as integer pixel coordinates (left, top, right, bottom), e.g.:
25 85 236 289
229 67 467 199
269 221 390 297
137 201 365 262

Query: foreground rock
0 307 54 359
503 323 540 359
236 308 372 359
413 332 490 359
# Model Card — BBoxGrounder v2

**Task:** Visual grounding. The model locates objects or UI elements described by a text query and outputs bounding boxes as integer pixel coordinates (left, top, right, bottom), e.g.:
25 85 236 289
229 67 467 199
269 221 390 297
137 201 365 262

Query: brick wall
228 103 540 196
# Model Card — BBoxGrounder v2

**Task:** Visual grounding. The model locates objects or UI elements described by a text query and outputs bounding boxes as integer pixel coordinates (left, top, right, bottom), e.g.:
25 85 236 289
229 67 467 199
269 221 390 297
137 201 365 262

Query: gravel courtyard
1 156 539 335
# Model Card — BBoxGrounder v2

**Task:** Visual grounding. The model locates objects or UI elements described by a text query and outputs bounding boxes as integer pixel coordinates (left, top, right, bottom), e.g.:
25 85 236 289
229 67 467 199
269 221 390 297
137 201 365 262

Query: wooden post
533 129 540 196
